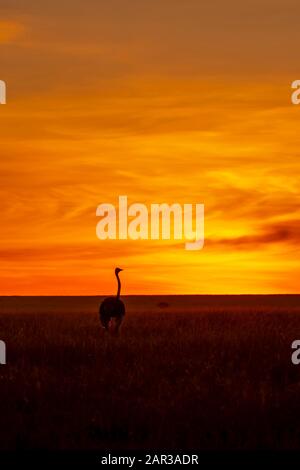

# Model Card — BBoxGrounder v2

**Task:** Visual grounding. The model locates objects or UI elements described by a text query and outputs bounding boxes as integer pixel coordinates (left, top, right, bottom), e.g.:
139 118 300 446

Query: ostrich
99 268 125 333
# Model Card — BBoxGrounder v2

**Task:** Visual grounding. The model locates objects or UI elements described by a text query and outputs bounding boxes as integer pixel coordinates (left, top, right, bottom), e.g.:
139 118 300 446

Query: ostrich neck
116 273 121 299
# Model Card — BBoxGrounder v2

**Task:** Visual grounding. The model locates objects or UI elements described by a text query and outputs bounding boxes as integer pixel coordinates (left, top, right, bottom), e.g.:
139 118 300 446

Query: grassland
0 295 300 450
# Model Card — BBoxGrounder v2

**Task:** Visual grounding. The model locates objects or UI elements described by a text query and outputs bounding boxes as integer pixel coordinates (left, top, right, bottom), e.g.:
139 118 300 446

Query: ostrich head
115 267 123 275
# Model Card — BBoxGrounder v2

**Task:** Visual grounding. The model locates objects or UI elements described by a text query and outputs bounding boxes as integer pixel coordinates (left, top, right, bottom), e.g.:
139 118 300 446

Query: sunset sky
0 0 300 294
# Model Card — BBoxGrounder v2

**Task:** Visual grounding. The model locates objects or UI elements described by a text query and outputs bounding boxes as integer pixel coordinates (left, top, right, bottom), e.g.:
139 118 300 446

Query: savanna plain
0 295 300 450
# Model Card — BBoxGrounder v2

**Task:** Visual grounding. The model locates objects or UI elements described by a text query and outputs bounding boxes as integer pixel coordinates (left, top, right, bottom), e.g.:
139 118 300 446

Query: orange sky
0 0 300 295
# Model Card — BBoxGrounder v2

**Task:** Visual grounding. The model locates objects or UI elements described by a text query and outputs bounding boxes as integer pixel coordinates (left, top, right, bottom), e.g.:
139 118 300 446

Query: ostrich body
99 268 125 332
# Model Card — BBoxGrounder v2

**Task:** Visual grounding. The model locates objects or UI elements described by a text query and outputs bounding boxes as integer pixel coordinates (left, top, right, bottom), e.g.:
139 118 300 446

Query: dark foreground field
0 295 300 451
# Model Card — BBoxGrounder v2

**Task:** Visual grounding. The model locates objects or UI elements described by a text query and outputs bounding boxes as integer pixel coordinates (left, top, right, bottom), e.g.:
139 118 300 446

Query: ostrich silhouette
99 268 125 333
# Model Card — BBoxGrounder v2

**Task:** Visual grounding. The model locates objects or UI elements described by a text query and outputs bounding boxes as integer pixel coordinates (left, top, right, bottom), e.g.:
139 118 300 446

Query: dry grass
0 295 300 450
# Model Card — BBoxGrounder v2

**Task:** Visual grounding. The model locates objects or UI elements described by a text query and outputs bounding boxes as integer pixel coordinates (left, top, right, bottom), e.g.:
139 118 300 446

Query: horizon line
0 293 299 297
